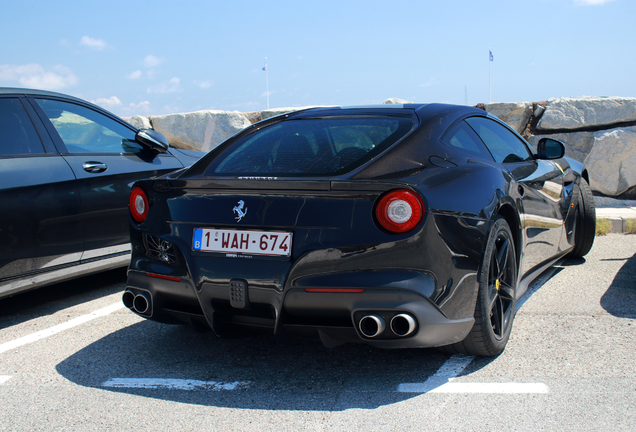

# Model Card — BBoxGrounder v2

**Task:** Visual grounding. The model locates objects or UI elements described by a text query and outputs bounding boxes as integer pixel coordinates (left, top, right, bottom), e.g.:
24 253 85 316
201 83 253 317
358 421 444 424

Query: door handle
82 161 108 173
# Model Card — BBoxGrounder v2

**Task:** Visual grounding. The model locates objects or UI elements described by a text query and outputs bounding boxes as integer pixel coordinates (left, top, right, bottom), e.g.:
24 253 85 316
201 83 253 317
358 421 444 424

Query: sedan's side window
35 99 141 154
465 116 533 164
0 98 45 155
443 121 494 160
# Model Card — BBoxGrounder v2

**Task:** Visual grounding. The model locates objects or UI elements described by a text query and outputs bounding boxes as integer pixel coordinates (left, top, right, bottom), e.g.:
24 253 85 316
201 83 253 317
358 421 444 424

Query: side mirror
536 138 565 160
136 129 169 153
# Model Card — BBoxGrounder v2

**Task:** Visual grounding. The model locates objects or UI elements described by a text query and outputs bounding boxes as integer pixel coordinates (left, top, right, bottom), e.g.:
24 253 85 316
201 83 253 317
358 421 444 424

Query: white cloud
574 0 615 4
91 96 122 109
127 70 142 79
147 77 181 94
80 36 109 50
194 80 213 89
0 63 77 90
143 55 164 68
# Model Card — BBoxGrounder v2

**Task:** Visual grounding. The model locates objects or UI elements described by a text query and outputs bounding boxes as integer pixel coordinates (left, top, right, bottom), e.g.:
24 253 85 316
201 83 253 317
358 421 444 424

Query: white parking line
0 375 11 385
397 354 549 394
102 378 250 391
0 302 124 354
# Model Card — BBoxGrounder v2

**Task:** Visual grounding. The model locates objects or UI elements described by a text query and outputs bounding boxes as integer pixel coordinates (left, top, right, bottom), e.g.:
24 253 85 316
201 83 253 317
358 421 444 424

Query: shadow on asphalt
0 268 127 330
55 317 498 411
600 252 636 318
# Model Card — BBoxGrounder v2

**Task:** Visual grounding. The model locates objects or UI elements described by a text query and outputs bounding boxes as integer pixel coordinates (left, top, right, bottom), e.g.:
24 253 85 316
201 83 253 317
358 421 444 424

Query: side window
443 121 493 160
465 117 532 164
0 98 45 155
35 99 141 154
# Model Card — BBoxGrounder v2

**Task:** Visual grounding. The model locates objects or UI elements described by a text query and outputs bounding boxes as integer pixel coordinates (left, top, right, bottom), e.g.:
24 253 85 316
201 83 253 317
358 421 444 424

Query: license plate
193 228 292 257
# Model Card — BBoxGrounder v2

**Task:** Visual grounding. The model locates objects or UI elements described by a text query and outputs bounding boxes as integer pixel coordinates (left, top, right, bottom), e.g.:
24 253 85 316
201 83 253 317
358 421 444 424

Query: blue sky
1 0 633 116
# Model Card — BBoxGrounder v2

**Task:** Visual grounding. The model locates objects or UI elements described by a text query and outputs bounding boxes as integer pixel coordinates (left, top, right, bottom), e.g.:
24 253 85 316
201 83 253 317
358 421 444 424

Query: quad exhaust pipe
358 312 417 338
390 313 417 337
359 314 386 338
122 289 151 315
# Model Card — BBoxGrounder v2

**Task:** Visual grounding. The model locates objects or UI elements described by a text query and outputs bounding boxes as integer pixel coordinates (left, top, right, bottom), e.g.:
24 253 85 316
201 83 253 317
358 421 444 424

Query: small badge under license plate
193 228 292 257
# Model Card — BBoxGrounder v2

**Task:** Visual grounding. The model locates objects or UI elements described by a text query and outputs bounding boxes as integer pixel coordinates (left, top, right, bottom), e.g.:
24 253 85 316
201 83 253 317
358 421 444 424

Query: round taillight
375 189 424 233
130 187 149 223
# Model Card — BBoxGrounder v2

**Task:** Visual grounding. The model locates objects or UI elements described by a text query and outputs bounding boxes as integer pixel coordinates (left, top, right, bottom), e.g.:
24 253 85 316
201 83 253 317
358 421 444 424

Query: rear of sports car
124 106 488 349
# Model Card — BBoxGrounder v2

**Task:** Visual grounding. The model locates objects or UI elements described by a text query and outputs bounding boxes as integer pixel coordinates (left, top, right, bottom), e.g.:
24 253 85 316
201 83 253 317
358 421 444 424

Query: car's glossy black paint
0 88 203 298
124 104 592 353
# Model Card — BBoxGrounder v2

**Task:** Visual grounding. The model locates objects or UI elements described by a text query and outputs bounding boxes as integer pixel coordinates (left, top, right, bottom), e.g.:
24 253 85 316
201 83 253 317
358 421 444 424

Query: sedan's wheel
569 179 596 258
444 216 517 357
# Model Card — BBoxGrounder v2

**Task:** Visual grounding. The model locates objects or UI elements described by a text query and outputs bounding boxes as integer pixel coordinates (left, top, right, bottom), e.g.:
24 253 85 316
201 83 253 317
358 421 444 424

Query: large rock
383 98 414 104
484 102 533 134
527 131 595 163
150 110 251 152
584 127 636 197
123 115 152 130
537 97 636 131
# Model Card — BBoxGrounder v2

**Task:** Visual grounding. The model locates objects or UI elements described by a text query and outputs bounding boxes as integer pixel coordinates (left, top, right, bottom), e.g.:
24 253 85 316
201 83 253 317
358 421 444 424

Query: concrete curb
596 207 636 234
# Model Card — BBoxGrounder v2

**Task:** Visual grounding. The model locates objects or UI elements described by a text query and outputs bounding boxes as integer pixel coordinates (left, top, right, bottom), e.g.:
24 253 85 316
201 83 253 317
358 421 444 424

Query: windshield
204 116 413 177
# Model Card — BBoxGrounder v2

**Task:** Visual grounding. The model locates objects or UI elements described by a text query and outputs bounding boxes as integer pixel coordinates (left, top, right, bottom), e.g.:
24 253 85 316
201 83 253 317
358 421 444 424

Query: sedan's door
0 96 82 296
28 97 185 260
465 116 567 276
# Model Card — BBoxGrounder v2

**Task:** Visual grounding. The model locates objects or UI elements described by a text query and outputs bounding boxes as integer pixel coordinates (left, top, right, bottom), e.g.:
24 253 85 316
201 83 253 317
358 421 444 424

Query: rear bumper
124 269 474 348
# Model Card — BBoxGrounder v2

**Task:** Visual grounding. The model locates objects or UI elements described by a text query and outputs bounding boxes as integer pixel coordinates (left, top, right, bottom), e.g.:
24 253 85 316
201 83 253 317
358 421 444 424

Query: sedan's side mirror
536 138 565 160
136 129 169 153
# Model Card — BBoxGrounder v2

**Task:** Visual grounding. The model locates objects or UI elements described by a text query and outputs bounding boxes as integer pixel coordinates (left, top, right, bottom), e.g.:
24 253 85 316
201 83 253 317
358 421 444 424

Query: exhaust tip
359 314 386 338
122 290 135 309
390 313 417 337
133 292 150 315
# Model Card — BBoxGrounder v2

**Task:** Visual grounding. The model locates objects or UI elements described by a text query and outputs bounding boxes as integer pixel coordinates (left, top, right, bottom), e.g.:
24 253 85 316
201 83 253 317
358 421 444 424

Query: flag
489 50 493 62
262 61 267 71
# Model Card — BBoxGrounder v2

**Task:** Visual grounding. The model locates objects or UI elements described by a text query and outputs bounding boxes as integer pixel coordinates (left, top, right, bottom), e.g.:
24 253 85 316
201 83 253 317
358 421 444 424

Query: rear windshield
204 116 413 177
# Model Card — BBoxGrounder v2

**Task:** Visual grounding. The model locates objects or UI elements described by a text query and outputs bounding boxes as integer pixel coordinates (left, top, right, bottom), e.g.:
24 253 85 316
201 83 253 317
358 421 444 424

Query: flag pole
263 57 269 110
488 48 492 103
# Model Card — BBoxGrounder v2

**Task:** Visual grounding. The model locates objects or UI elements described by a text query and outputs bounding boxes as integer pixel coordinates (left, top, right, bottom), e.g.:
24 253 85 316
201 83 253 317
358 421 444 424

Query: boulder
150 110 251 152
583 127 636 197
483 102 533 134
537 97 636 131
527 131 595 163
123 115 152 130
383 98 414 105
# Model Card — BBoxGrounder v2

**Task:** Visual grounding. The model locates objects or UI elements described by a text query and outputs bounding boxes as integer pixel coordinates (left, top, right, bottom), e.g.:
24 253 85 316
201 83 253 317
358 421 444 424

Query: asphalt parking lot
0 234 634 432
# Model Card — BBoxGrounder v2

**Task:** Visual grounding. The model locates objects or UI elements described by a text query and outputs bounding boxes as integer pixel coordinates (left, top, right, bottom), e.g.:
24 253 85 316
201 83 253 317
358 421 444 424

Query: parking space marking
397 352 548 394
0 376 11 385
0 302 124 354
102 378 250 391
397 354 473 393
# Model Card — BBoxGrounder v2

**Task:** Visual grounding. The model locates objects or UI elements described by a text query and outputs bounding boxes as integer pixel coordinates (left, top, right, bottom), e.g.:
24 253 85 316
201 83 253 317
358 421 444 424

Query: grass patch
596 218 612 236
626 218 636 234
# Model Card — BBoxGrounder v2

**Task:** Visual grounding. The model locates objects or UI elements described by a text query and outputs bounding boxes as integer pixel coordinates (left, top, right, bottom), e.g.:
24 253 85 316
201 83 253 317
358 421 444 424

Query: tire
444 216 517 357
569 179 596 258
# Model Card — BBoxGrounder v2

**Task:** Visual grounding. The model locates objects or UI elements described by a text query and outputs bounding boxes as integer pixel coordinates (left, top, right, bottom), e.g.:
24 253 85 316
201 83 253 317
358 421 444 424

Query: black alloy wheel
486 223 516 341
444 216 517 356
569 179 596 258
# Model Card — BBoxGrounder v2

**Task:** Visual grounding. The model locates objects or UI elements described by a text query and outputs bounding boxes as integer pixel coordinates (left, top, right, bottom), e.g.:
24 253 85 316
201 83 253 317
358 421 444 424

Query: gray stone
150 110 251 152
123 115 152 130
584 127 636 197
527 132 594 163
537 97 636 131
383 98 414 105
484 102 533 134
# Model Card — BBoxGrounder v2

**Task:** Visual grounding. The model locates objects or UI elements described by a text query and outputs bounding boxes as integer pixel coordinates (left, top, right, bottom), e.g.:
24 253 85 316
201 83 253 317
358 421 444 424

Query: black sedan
0 88 203 299
123 103 595 356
